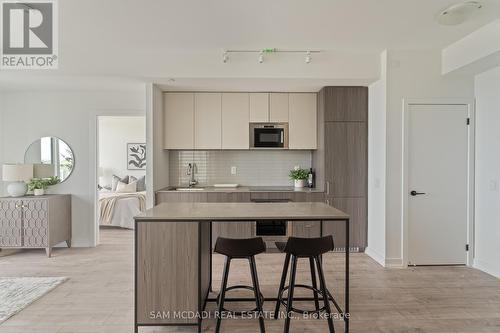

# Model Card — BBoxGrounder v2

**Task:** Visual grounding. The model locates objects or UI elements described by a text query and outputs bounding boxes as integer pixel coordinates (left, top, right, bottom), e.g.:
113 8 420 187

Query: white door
407 104 469 265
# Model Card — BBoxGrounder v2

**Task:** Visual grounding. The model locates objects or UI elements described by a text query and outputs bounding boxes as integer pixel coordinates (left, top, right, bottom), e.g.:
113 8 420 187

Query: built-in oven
250 123 289 149
252 198 291 248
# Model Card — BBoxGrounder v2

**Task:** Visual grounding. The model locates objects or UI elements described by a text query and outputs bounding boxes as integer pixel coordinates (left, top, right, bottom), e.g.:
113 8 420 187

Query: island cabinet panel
136 221 203 325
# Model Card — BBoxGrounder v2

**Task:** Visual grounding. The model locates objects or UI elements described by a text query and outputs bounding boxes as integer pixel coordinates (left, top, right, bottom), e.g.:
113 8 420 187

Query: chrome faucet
187 163 198 187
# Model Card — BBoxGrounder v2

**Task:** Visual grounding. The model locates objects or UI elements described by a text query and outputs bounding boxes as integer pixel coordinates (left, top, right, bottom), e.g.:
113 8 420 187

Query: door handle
410 190 426 196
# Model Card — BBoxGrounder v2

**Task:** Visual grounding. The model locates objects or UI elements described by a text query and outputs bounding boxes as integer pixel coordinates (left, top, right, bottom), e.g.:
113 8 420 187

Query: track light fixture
222 49 320 64
305 51 311 64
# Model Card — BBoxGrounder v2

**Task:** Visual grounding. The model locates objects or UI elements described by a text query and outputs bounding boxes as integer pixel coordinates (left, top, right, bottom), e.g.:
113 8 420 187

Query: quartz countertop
157 186 324 193
135 202 349 221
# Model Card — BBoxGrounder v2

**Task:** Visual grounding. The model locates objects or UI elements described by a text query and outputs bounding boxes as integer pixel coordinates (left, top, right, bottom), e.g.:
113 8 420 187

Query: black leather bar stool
274 236 336 333
214 237 267 333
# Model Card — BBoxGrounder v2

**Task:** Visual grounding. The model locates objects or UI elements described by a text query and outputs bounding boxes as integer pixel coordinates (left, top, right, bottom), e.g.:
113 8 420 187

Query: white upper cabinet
194 93 222 149
163 93 194 149
249 93 269 123
222 93 249 149
289 93 317 149
270 93 289 123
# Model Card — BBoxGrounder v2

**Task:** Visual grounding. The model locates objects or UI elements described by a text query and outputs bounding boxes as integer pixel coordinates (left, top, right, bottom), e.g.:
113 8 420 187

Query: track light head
222 51 229 63
305 51 311 64
258 51 264 63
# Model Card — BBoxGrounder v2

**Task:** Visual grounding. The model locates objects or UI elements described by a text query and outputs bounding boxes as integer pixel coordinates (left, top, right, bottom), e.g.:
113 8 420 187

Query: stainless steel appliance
250 123 289 149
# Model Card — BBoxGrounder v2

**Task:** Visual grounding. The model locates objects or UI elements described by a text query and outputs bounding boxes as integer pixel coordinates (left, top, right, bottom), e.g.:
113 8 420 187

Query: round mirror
24 137 75 183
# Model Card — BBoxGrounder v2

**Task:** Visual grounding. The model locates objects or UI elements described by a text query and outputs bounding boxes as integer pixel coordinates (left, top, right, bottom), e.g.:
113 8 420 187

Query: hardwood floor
0 228 499 332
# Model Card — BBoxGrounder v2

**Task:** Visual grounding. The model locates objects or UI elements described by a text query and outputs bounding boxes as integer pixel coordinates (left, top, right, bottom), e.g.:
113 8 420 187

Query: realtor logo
1 0 58 69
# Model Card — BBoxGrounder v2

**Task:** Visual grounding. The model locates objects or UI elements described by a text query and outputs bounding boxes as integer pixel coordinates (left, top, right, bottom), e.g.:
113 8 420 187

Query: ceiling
1 0 500 91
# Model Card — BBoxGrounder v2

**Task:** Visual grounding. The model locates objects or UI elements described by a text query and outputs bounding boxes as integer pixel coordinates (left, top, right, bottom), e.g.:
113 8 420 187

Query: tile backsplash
169 150 312 186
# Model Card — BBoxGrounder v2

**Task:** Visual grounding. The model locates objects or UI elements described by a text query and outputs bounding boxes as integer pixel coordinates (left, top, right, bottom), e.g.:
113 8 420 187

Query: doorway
403 102 474 266
96 115 146 243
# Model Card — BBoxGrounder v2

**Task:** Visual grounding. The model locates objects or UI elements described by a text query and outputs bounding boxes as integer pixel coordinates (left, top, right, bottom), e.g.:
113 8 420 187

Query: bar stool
274 236 336 333
214 237 267 333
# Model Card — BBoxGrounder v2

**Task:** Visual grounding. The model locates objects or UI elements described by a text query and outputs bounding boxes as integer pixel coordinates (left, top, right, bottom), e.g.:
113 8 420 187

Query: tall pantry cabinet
314 87 368 251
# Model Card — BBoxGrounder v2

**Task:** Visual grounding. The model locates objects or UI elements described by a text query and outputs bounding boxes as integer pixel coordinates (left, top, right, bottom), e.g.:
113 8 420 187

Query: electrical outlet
231 166 237 175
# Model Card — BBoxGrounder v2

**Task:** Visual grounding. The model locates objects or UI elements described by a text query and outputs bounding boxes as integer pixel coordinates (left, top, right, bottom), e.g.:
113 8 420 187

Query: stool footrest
216 284 265 316
278 284 331 315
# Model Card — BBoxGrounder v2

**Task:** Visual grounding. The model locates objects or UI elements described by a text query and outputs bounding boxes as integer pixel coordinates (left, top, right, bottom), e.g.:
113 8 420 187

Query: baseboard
365 247 385 266
384 257 405 268
473 258 500 278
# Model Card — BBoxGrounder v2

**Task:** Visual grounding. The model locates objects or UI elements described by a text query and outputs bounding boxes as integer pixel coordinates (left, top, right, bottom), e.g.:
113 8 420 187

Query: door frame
402 98 475 267
90 110 145 247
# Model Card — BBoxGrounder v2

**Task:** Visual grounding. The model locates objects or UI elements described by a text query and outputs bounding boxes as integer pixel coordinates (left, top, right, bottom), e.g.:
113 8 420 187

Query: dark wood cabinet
323 87 368 122
325 122 367 197
323 197 366 250
316 86 368 251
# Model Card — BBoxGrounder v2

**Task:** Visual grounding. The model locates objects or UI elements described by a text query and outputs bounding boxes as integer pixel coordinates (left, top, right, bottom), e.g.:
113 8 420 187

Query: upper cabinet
249 93 269 123
323 87 368 122
164 93 194 149
163 91 317 150
269 93 289 122
222 93 249 149
289 93 317 149
194 93 222 149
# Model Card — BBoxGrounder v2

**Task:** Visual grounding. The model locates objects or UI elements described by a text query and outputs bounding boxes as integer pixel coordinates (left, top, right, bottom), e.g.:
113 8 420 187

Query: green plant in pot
289 166 309 188
28 176 60 196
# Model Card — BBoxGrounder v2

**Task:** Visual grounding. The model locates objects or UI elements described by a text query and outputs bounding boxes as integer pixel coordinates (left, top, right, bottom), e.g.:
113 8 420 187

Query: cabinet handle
326 181 330 195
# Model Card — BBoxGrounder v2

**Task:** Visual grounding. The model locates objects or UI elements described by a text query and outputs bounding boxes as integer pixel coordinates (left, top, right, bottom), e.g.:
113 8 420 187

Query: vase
34 189 45 196
294 179 306 188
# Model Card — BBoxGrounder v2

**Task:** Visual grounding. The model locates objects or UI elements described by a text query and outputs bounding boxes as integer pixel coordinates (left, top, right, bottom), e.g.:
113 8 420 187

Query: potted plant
28 176 60 196
289 166 309 188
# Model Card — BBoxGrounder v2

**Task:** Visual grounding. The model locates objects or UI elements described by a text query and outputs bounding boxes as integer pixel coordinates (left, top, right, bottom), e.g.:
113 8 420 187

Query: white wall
146 83 170 208
0 90 145 247
384 49 474 266
98 116 146 187
366 50 387 266
474 67 500 278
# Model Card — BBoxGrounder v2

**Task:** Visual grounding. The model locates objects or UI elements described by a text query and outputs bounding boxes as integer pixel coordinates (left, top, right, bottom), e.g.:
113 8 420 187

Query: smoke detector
437 1 483 25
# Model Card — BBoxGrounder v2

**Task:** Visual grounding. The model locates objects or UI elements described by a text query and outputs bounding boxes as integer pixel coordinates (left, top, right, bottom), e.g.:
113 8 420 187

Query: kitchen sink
174 187 205 191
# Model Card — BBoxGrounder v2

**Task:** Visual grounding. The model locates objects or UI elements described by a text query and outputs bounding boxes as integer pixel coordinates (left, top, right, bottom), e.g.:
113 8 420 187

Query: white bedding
98 190 146 229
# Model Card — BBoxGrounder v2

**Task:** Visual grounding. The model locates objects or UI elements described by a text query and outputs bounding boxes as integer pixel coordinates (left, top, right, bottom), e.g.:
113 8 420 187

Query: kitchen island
134 202 350 333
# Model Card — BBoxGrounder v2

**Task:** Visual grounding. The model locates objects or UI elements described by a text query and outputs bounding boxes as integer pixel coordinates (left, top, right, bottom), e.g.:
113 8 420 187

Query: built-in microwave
250 123 289 149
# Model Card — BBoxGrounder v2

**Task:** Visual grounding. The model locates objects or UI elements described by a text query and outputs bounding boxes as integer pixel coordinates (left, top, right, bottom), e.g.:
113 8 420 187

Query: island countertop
135 202 349 221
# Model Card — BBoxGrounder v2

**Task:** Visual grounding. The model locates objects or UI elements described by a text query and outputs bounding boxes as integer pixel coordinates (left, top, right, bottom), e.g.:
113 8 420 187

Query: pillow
129 175 146 192
111 175 129 191
115 180 137 193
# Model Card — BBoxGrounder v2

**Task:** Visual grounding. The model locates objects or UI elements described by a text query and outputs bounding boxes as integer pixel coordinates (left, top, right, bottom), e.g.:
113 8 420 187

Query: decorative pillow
129 175 146 192
112 175 129 191
115 180 137 193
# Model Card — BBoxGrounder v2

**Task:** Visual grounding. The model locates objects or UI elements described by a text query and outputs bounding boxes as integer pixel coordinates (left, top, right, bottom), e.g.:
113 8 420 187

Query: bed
98 190 146 229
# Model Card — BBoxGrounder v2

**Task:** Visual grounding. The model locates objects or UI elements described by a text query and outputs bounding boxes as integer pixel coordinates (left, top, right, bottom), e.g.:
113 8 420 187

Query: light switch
231 166 237 175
